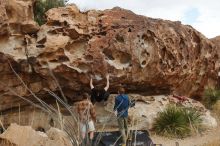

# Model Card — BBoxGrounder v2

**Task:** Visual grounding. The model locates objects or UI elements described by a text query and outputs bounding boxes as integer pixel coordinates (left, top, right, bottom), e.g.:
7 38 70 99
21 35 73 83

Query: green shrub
203 88 220 109
153 105 202 138
34 0 67 25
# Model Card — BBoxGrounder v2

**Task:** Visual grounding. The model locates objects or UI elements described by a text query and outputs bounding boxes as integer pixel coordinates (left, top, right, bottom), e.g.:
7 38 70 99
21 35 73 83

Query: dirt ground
151 127 220 146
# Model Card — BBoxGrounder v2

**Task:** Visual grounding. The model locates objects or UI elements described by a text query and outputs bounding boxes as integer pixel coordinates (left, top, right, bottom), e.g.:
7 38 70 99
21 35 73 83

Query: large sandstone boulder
0 2 219 126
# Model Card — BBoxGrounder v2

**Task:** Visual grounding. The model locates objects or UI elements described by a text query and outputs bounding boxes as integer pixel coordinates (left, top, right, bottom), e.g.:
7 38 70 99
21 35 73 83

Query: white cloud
68 0 220 38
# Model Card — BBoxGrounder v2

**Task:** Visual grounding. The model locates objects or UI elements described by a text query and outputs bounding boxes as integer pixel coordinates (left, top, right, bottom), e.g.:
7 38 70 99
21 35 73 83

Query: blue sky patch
183 7 200 24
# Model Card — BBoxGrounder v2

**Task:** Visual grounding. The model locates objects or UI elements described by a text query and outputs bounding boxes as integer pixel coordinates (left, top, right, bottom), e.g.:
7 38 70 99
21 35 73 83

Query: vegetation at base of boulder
34 0 67 25
202 88 220 109
153 105 202 138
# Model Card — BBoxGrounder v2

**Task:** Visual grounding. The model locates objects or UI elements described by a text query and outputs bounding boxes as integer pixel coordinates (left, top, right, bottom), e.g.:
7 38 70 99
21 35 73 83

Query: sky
68 0 220 38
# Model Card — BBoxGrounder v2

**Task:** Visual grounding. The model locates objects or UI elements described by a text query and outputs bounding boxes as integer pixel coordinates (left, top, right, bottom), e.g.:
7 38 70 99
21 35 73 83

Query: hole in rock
49 118 55 127
51 21 62 26
147 30 156 38
6 8 12 18
61 13 68 17
214 54 219 60
103 48 114 60
85 55 93 61
141 60 147 66
67 29 79 39
47 29 57 35
119 53 131 64
116 34 124 43
64 21 69 27
36 127 45 133
36 44 45 48
146 52 150 56
161 47 166 58
65 41 86 58
98 24 103 27
98 13 104 17
142 34 148 40
128 28 132 32
58 55 69 62
97 31 106 36
37 37 46 44
28 57 37 64
50 56 69 62
77 63 90 73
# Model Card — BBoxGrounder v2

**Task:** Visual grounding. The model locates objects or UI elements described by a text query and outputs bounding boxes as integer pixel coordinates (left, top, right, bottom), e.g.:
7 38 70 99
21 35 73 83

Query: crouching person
77 93 96 145
114 87 130 146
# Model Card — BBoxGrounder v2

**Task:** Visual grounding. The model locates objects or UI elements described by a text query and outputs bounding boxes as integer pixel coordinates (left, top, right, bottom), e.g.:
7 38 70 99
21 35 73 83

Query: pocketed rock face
0 0 39 35
0 4 219 117
210 36 220 88
0 0 8 35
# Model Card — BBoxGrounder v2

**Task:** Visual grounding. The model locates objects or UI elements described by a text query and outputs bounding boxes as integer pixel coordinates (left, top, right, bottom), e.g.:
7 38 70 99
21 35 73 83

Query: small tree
34 0 67 25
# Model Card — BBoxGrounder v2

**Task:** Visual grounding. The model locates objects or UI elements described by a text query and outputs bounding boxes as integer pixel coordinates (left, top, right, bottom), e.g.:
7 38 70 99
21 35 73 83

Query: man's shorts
80 120 95 133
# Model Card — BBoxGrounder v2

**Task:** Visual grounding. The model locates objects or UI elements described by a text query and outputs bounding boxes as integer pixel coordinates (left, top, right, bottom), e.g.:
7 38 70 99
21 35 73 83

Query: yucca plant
203 88 220 109
153 105 202 138
182 107 202 133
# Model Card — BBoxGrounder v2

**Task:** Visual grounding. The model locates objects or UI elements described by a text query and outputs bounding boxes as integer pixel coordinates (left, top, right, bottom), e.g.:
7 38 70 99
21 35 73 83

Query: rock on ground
0 123 72 146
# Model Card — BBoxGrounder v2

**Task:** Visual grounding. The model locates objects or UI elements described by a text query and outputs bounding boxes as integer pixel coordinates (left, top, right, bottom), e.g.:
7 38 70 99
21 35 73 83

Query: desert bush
34 0 67 25
153 105 202 138
203 88 220 109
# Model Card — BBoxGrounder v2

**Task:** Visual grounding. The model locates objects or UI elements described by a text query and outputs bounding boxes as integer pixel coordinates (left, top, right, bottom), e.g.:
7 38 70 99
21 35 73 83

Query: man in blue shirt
114 87 130 146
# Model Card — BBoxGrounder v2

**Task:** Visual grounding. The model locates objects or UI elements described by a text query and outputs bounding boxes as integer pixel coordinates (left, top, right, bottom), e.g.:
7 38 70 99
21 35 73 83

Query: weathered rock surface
0 2 219 127
0 123 72 146
210 36 220 69
0 0 39 35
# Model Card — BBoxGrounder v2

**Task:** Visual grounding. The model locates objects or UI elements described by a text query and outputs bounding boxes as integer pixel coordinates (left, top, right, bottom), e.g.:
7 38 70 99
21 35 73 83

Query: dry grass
0 139 16 146
212 100 220 120
202 140 220 146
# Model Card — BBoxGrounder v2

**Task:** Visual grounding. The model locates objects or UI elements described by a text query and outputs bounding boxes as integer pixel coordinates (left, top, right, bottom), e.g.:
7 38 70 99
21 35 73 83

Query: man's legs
88 120 95 140
118 117 127 145
80 123 86 139
124 117 128 136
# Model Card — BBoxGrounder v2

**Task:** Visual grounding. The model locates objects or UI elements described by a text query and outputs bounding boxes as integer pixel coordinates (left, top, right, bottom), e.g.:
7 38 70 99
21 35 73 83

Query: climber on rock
90 74 110 105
